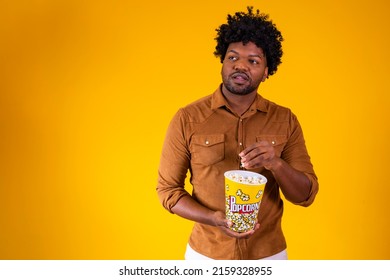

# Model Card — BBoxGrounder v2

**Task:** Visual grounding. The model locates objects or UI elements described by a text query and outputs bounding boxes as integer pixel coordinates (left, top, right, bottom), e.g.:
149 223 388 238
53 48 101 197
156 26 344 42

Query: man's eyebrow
227 49 239 55
227 49 264 58
249 54 264 58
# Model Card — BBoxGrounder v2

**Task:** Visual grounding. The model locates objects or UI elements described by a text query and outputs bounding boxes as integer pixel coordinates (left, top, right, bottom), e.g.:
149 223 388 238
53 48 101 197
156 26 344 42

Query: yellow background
1 0 389 259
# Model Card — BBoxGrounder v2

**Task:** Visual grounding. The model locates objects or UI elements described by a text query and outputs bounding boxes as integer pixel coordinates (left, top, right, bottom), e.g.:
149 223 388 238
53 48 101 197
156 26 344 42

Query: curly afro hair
214 6 284 77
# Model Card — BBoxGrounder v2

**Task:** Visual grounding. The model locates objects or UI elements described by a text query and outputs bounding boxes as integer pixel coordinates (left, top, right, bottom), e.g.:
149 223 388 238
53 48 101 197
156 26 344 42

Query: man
156 7 319 260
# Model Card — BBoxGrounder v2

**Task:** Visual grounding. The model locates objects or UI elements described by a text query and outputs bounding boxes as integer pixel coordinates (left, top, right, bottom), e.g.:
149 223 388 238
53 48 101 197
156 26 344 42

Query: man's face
221 41 268 96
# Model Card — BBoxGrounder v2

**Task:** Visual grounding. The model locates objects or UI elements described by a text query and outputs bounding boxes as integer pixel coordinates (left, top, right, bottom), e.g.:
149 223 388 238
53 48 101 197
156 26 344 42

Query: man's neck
221 87 257 116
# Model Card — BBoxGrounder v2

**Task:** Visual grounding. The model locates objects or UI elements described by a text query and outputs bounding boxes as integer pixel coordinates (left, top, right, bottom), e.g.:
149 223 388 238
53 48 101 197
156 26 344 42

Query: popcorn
256 190 263 199
226 172 266 185
224 170 267 233
225 197 260 232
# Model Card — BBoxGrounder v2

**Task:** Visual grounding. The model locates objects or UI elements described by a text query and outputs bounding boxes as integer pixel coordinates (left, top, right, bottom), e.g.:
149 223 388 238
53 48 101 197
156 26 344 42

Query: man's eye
250 60 259 65
228 56 237 61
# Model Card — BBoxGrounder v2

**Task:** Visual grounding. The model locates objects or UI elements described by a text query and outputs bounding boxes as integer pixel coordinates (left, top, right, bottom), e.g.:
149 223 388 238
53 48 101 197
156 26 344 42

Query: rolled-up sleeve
156 109 192 213
297 172 319 207
283 113 319 207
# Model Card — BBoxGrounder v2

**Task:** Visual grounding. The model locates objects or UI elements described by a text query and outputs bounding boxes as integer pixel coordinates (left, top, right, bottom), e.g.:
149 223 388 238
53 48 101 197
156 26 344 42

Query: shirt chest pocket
256 135 288 158
190 134 225 166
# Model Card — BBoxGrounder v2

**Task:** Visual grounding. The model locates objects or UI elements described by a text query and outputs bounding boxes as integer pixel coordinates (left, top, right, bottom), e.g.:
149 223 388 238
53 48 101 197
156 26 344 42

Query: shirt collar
211 85 269 113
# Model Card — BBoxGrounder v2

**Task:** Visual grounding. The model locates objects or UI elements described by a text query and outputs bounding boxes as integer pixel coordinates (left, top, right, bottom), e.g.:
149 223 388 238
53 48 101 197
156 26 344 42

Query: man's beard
223 77 257 95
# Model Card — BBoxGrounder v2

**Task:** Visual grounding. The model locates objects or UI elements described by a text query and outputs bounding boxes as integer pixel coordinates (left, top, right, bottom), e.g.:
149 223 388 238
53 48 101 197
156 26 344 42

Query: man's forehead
227 42 265 56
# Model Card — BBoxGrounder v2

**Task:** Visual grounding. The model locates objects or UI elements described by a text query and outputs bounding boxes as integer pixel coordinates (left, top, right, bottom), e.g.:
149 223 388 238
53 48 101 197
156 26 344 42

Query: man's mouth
231 72 249 83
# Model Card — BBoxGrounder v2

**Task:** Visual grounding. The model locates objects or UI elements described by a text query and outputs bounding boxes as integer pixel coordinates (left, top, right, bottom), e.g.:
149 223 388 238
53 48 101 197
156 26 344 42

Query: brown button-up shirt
157 86 319 259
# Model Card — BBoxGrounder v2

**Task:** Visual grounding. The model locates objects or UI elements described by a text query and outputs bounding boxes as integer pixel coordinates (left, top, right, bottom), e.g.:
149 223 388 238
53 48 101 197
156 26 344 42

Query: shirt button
239 142 243 146
271 141 275 145
205 140 209 145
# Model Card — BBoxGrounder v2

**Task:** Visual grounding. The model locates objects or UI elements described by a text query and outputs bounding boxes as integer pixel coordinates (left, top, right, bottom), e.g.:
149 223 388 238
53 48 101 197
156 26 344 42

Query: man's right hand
213 211 260 239
171 196 260 239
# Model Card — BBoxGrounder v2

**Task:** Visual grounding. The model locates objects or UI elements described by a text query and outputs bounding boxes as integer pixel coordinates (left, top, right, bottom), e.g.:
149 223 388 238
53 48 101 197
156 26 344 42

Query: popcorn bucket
224 170 267 233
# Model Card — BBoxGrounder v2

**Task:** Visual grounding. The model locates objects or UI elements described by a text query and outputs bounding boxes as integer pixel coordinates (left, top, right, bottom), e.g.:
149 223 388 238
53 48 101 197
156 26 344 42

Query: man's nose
233 61 249 71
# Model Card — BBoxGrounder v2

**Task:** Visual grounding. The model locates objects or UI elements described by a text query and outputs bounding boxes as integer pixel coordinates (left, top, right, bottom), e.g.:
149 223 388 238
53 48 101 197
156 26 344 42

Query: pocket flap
256 135 287 146
192 134 225 147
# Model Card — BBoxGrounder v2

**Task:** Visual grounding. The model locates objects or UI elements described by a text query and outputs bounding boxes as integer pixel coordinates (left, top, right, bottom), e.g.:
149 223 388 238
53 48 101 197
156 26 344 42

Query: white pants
185 243 288 260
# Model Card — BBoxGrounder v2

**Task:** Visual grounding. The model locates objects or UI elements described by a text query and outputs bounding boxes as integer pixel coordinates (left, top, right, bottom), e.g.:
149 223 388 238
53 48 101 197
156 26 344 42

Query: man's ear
262 67 269 82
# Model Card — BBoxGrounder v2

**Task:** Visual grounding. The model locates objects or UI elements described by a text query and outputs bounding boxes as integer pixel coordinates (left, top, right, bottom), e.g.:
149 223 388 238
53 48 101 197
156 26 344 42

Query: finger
239 141 269 157
225 219 233 228
240 144 270 164
241 152 268 169
239 142 259 157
